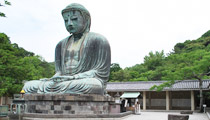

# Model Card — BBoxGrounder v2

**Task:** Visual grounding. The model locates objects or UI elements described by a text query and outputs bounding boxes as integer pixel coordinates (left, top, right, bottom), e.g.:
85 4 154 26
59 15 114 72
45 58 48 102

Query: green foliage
110 30 210 84
0 33 55 96
173 43 185 53
126 64 147 74
150 80 175 92
109 63 122 80
0 0 11 17
201 30 210 38
129 77 148 82
4 0 11 5
109 30 210 112
203 37 210 48
110 63 122 72
0 12 6 17
144 50 165 70
110 70 130 82
173 32 210 54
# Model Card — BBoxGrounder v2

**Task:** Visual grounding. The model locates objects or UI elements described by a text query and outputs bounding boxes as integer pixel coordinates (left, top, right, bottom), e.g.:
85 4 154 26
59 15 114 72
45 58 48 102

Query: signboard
0 105 8 116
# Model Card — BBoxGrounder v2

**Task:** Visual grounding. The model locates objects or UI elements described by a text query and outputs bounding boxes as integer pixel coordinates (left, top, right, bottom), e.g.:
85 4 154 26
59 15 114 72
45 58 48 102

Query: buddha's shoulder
61 36 70 42
57 36 71 45
87 32 108 42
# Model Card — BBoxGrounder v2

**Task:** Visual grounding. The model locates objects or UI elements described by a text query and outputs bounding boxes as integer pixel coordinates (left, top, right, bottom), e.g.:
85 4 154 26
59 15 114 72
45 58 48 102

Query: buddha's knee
66 78 104 95
23 80 41 93
80 78 104 94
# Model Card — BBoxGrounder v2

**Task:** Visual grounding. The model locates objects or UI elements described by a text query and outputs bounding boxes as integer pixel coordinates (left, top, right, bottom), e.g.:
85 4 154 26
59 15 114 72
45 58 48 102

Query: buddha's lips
68 26 74 30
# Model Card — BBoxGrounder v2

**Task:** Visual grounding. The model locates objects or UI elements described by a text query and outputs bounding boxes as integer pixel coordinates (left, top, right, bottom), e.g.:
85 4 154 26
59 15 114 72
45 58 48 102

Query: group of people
121 98 141 114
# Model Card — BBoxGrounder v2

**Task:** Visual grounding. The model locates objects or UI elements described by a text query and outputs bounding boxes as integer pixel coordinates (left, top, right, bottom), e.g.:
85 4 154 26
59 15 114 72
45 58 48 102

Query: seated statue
22 3 111 95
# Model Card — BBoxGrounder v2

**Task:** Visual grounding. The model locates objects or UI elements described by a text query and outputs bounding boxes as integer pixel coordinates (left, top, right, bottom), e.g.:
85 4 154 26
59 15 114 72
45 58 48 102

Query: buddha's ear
85 16 91 32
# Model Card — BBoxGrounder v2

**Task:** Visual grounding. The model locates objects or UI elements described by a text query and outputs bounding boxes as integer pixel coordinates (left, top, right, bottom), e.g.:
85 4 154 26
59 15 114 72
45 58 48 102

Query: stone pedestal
109 103 121 113
23 94 115 115
168 114 189 120
180 111 193 114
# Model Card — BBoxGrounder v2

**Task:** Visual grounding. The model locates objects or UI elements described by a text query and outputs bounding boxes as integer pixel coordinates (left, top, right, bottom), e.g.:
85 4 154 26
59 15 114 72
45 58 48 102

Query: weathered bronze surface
22 3 111 95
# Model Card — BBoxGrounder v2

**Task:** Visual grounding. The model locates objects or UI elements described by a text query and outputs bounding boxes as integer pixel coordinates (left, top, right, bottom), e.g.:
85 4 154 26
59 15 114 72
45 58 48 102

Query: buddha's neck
72 33 83 41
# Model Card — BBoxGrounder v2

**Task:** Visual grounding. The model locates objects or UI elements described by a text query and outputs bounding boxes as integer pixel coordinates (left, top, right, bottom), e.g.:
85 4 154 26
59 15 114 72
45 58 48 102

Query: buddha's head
62 3 91 35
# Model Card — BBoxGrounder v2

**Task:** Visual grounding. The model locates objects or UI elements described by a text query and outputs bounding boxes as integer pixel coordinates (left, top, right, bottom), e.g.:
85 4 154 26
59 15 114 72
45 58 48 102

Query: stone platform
23 94 120 117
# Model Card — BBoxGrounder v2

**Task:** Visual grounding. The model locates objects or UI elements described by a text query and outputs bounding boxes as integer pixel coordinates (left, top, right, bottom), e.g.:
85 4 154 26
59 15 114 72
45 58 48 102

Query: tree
144 50 165 71
0 33 55 96
151 50 210 112
110 63 122 72
109 63 122 80
0 0 11 17
173 43 185 53
201 30 210 38
180 50 210 112
149 30 210 112
110 30 210 82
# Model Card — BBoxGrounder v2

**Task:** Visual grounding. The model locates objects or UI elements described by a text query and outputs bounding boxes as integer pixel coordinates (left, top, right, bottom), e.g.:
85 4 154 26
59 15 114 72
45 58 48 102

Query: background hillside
110 30 210 82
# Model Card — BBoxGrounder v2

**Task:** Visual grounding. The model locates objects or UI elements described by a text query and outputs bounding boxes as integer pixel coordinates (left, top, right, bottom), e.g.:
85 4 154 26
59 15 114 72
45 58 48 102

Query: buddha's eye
71 18 78 21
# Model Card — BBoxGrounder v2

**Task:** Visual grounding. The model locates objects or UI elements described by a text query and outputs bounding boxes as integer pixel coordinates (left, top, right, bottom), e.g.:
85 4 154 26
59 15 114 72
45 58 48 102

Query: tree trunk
199 79 203 112
0 96 2 105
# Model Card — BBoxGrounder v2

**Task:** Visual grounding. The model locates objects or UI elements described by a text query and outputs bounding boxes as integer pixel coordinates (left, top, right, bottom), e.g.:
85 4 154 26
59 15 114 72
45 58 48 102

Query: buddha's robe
23 32 111 95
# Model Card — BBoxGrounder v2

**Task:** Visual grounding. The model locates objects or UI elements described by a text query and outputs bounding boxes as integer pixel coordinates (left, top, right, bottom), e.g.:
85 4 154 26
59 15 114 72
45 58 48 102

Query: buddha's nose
67 20 73 26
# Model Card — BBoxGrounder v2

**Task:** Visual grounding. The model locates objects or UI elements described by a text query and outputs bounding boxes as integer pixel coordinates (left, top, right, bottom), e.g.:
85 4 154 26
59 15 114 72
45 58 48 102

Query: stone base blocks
23 94 120 117
180 111 193 114
168 114 189 120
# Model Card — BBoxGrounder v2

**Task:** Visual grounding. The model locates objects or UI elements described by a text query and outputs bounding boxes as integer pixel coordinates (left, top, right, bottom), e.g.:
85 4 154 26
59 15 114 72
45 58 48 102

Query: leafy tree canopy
110 30 210 82
0 33 55 96
0 0 11 17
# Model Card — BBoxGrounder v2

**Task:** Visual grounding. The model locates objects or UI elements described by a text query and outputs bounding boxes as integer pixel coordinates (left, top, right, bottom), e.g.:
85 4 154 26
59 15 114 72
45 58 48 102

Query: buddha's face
62 10 85 34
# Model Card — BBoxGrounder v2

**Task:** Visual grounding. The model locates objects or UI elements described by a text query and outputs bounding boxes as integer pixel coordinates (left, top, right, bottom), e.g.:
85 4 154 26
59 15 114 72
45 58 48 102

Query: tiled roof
106 80 210 91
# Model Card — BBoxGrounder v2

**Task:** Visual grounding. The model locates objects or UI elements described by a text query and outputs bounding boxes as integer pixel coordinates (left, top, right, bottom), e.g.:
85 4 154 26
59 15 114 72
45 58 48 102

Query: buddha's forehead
62 10 82 18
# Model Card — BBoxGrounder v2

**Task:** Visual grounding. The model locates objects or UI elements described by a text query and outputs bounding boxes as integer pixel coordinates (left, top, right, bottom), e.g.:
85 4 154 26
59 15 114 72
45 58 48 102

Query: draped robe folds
23 32 111 95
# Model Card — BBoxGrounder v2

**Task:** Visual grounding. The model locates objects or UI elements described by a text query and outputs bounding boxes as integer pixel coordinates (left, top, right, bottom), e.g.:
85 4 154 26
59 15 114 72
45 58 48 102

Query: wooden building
106 80 210 111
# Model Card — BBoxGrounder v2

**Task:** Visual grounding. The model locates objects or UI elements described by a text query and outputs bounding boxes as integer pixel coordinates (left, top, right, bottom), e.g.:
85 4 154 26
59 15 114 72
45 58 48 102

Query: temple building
106 80 210 111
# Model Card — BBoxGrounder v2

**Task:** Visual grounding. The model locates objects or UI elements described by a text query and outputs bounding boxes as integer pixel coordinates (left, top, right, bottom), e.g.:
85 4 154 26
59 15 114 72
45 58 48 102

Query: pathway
4 111 209 120
122 111 209 120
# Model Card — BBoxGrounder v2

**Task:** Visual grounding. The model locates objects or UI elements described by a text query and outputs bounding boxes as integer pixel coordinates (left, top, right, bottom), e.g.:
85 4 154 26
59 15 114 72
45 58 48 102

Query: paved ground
1 112 209 120
122 112 209 120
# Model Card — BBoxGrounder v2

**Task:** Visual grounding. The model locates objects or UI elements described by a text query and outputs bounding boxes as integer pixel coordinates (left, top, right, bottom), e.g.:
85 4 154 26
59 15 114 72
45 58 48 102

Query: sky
1 0 210 68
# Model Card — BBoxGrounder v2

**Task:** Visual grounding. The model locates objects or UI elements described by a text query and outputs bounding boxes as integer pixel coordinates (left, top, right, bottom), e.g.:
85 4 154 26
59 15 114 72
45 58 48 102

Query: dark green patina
22 3 111 95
